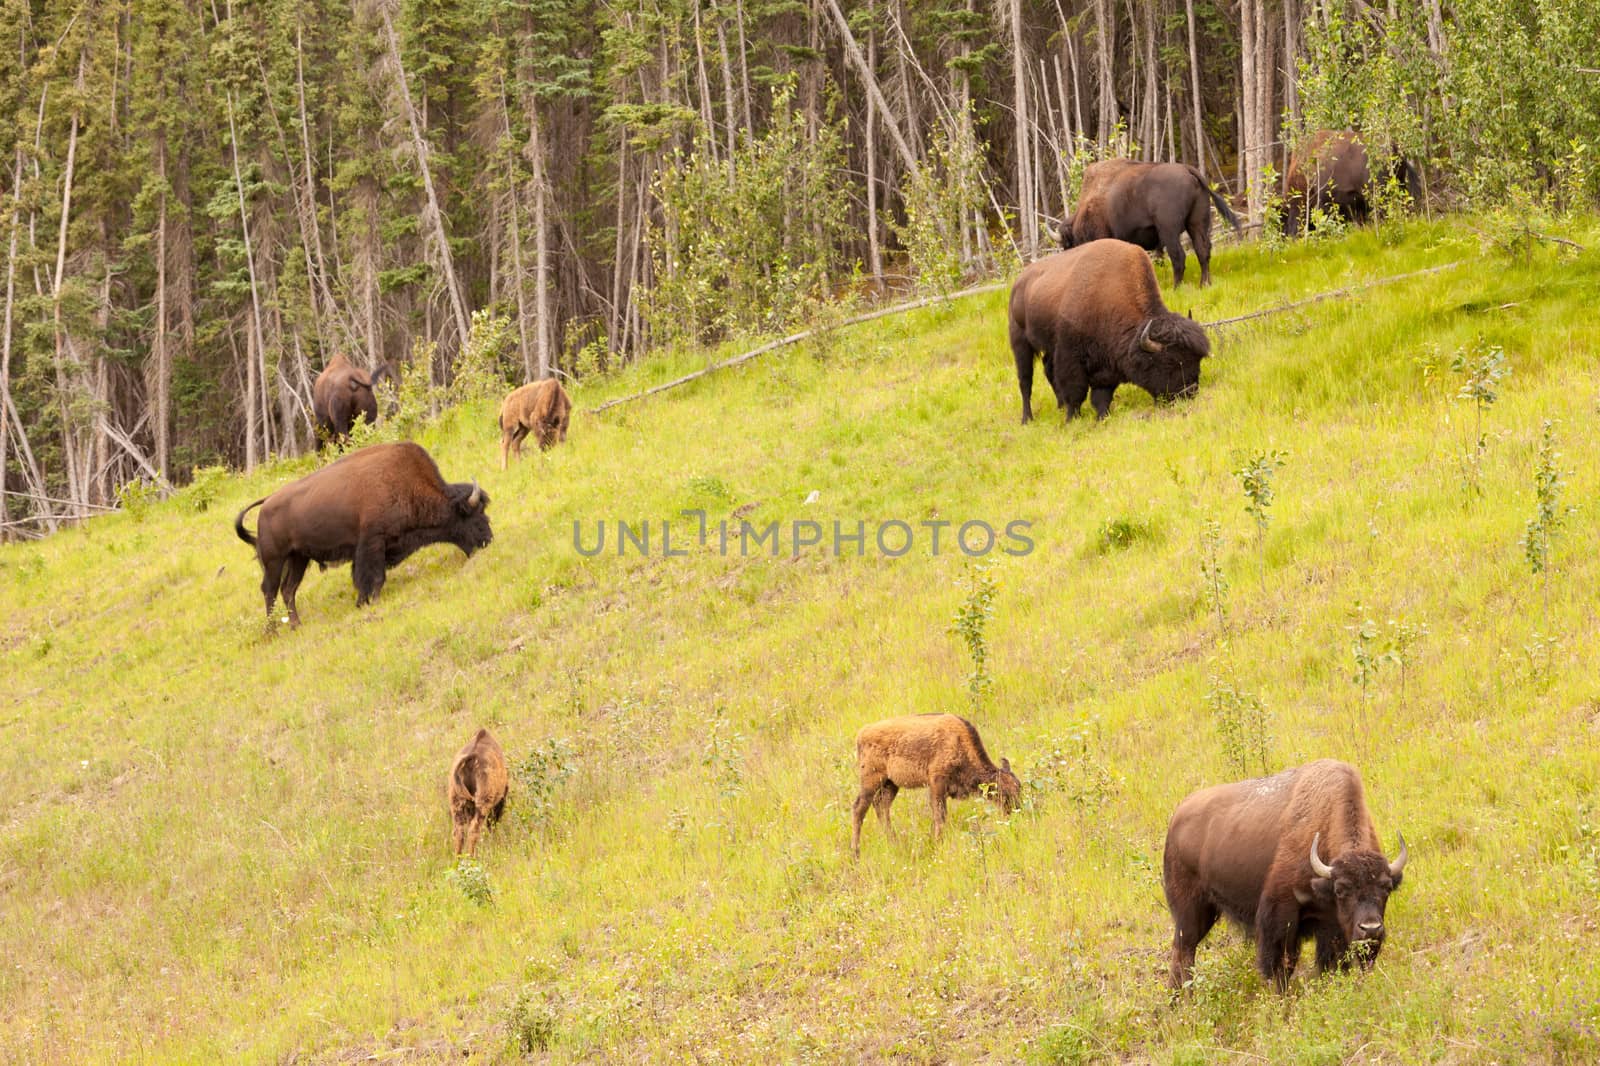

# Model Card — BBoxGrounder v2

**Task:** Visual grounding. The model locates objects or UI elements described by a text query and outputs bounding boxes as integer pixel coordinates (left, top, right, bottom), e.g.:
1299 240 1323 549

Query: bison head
993 758 1023 814
1126 313 1210 405
446 479 494 554
1302 831 1408 966
1057 216 1079 249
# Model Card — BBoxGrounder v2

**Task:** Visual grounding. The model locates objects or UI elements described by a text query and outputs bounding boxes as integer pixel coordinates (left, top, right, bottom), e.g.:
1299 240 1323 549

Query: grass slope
4 222 1600 1064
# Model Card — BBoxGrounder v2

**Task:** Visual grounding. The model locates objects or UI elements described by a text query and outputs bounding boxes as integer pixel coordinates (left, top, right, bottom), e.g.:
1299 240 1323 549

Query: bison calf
499 378 572 470
851 713 1021 857
449 728 509 856
1009 239 1211 424
1162 759 1408 991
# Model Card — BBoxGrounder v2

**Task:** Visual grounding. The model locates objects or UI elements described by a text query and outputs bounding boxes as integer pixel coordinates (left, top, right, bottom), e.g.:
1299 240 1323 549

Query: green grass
5 220 1600 1062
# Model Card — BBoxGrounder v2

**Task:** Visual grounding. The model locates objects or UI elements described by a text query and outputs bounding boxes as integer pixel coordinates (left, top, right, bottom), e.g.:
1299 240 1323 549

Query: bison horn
467 478 483 509
1388 832 1408 878
1309 832 1335 879
1138 319 1164 353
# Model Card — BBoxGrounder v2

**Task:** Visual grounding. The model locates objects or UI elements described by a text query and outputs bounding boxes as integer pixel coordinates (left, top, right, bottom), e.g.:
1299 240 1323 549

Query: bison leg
851 786 875 857
1052 353 1089 420
1313 927 1349 974
279 554 310 629
352 537 387 606
1166 897 1218 990
1090 387 1116 420
927 779 950 841
1010 332 1038 424
1166 234 1190 287
499 428 513 471
872 782 898 842
1255 898 1303 991
1186 216 1213 287
260 555 286 623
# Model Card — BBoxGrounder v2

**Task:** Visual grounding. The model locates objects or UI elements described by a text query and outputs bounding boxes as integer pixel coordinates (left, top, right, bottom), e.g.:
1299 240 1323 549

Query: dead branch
1206 259 1468 329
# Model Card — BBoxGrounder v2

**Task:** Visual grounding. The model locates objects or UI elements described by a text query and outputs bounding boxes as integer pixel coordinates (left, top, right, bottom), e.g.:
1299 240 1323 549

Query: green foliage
895 113 1012 293
648 84 850 347
1092 516 1157 556
446 858 495 906
1205 674 1271 778
506 984 559 1053
949 561 998 711
1026 715 1118 814
1521 419 1571 579
512 738 577 831
181 466 231 513
1198 518 1229 640
1232 449 1287 542
701 707 746 800
114 479 164 521
1450 339 1509 500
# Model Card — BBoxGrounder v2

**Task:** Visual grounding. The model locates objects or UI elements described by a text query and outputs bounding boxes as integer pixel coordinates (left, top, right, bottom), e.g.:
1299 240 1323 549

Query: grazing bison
233 441 492 628
448 727 509 856
311 352 380 446
1059 160 1242 286
850 713 1021 857
1009 239 1210 424
1162 759 1409 991
1283 130 1423 235
498 378 572 470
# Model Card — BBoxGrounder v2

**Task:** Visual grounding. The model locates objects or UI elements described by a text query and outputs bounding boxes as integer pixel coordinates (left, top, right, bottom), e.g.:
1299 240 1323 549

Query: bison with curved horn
1282 130 1423 236
1162 759 1408 991
1058 160 1241 286
234 441 492 627
1009 238 1210 424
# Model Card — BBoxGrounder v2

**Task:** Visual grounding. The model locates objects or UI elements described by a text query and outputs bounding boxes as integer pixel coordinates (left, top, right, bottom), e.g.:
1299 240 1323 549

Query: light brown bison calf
851 713 1021 856
498 378 572 470
448 728 509 856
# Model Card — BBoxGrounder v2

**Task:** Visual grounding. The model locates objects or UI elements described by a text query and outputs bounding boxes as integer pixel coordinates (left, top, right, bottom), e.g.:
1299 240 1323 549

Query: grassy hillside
4 221 1600 1064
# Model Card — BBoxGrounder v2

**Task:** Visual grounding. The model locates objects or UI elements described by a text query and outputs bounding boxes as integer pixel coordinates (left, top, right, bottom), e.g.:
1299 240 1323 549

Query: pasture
3 220 1599 1063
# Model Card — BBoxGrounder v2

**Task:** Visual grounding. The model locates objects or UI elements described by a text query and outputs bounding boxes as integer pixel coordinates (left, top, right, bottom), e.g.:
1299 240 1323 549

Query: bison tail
1189 167 1243 235
234 498 267 547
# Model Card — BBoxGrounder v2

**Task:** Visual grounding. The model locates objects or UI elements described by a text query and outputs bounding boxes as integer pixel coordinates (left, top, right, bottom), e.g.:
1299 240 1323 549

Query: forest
1 0 1598 533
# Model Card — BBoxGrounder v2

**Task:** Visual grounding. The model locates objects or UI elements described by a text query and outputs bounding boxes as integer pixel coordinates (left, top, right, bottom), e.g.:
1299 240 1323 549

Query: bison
1008 239 1210 424
233 441 492 628
449 727 509 856
311 352 382 446
498 378 572 470
850 713 1021 857
1059 160 1242 286
1282 130 1423 236
1162 759 1409 991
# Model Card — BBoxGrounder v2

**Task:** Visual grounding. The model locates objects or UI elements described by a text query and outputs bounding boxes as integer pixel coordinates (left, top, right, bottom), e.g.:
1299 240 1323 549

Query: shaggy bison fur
234 441 492 627
1162 759 1409 991
448 728 509 856
498 378 572 470
1008 239 1210 424
851 713 1021 856
1059 160 1241 286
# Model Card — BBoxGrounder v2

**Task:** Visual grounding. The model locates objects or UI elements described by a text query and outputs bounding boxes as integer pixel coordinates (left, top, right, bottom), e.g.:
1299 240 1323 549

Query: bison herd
229 128 1420 994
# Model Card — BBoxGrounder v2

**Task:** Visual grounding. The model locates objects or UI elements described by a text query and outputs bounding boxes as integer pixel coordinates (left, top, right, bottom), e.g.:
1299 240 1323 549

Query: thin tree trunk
1094 0 1115 142
865 10 883 282
0 146 21 533
152 134 170 480
52 48 88 510
715 5 737 163
226 92 268 471
821 0 920 177
1186 0 1204 169
1009 0 1034 253
378 0 473 349
525 96 552 379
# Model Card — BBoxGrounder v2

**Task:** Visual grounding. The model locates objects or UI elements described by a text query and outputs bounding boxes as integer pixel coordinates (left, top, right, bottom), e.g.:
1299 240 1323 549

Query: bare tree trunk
525 97 552 379
1094 0 1115 143
226 93 271 470
1184 0 1204 168
822 0 920 178
865 8 883 282
151 134 170 480
715 5 738 162
1009 0 1035 253
691 1 718 159
378 0 473 349
1 146 20 533
52 48 88 510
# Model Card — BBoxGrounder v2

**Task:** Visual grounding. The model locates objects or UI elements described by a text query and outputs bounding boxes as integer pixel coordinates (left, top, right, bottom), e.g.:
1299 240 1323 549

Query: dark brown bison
850 713 1021 857
448 728 509 856
498 378 572 470
1008 239 1210 424
311 353 380 446
1162 759 1409 991
1282 130 1423 235
1059 160 1241 286
233 441 492 628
